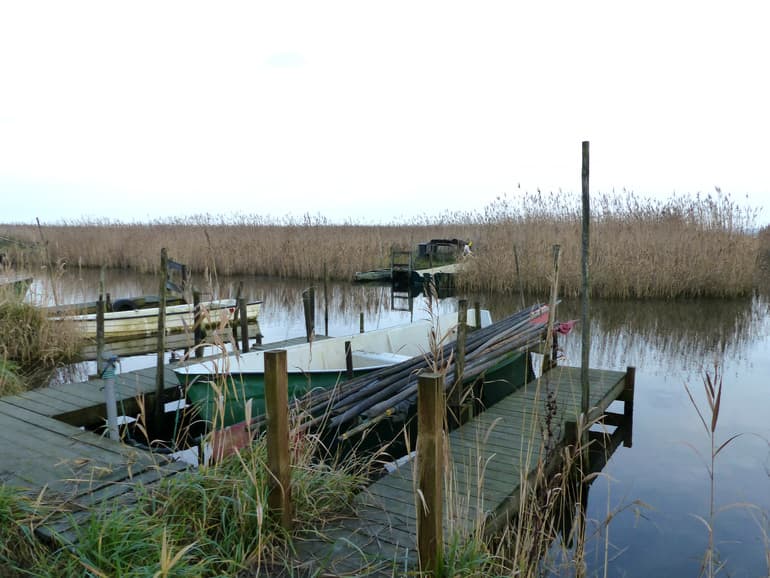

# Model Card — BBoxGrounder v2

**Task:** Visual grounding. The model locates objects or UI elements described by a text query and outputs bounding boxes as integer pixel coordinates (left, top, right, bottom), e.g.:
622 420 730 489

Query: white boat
176 308 492 426
52 299 261 342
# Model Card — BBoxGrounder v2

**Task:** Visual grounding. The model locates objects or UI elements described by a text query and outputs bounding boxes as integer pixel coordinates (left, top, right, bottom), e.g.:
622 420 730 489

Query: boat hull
177 309 493 427
187 367 377 425
52 300 261 342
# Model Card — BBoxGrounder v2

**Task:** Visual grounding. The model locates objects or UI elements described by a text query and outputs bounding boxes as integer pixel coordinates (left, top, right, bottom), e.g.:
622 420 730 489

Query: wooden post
302 288 315 342
154 247 168 430
474 301 481 330
232 281 243 346
581 141 591 419
193 289 204 359
417 372 444 575
323 261 329 337
449 300 468 428
513 244 525 310
622 366 636 448
239 297 249 353
360 312 365 334
265 350 292 530
96 266 105 377
542 244 561 371
345 341 354 379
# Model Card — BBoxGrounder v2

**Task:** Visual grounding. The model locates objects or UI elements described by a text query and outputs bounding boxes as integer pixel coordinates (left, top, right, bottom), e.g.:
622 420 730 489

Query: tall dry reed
0 189 760 298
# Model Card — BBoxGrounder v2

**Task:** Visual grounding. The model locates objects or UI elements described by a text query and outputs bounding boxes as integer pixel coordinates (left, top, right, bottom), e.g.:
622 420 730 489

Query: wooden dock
0 335 311 545
291 365 632 576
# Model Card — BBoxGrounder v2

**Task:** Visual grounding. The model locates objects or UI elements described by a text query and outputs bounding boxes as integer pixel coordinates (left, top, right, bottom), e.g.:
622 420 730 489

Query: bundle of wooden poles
290 302 550 440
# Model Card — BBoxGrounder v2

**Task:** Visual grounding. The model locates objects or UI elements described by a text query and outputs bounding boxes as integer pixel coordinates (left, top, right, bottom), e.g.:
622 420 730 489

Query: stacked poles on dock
280 303 551 439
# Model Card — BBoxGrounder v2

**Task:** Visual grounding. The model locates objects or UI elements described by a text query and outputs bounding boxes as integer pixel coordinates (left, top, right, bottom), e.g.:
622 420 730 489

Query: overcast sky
1 1 768 225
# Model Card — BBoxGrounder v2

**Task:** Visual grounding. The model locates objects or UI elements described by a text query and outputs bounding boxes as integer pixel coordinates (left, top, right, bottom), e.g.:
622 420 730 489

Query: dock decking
292 365 631 576
0 335 311 545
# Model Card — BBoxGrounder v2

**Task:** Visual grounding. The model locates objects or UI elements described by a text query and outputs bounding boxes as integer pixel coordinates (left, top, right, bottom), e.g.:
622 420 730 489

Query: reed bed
0 293 83 395
1 190 760 298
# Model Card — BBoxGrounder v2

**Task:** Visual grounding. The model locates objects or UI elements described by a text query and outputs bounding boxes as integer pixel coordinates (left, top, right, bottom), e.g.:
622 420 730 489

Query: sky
1 1 769 225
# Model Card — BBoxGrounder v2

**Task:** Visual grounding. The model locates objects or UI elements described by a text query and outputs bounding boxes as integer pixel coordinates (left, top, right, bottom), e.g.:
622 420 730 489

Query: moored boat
51 299 262 342
176 308 493 426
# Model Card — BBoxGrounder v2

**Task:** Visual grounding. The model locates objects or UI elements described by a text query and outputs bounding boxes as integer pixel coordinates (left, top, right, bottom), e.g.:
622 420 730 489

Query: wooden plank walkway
292 365 630 576
0 335 313 545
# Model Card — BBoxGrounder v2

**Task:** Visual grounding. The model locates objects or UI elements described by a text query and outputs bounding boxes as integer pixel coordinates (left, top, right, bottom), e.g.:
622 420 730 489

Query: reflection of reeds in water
554 295 770 372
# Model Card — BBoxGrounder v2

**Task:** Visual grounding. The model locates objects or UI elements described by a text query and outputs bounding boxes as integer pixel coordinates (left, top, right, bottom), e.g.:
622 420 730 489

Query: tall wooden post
154 247 168 430
417 372 444 575
193 289 204 358
96 266 105 377
360 312 365 334
323 261 329 336
474 301 481 330
542 245 561 371
581 141 591 419
302 288 315 342
238 297 249 353
513 244 525 310
265 350 293 530
449 300 468 428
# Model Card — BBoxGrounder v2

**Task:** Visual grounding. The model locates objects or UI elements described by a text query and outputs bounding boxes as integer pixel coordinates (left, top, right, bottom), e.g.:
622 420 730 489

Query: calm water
33 269 770 576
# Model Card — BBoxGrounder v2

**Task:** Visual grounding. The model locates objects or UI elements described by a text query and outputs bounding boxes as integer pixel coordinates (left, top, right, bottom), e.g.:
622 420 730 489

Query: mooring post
96 266 105 377
542 245 562 372
417 372 445 575
360 312 365 334
302 288 315 342
474 301 481 330
193 289 204 358
580 141 592 466
232 281 243 347
345 340 353 380
264 350 293 530
580 141 591 421
154 247 168 431
238 297 249 353
323 261 329 337
514 244 526 310
622 366 636 448
449 299 468 428
102 355 120 441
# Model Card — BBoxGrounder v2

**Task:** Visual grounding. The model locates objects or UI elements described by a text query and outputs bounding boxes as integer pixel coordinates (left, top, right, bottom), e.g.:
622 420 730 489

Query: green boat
176 308 492 426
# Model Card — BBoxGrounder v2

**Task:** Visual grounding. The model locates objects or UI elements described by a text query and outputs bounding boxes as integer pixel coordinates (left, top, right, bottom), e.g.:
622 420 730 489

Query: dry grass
0 294 83 394
0 189 761 299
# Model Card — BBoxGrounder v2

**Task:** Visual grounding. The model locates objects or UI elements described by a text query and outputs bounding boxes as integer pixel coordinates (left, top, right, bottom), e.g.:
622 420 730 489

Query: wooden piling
474 301 481 330
323 261 329 337
302 288 315 342
193 290 204 358
360 312 365 334
238 297 249 353
154 248 168 430
232 281 243 346
513 244 525 309
449 300 468 427
96 267 105 377
265 350 293 530
417 372 444 575
543 245 561 371
345 341 354 380
622 366 635 447
581 141 591 419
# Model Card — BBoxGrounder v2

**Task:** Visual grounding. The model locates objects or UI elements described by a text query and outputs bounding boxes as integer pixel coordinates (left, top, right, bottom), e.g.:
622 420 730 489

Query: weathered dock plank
293 365 630 574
